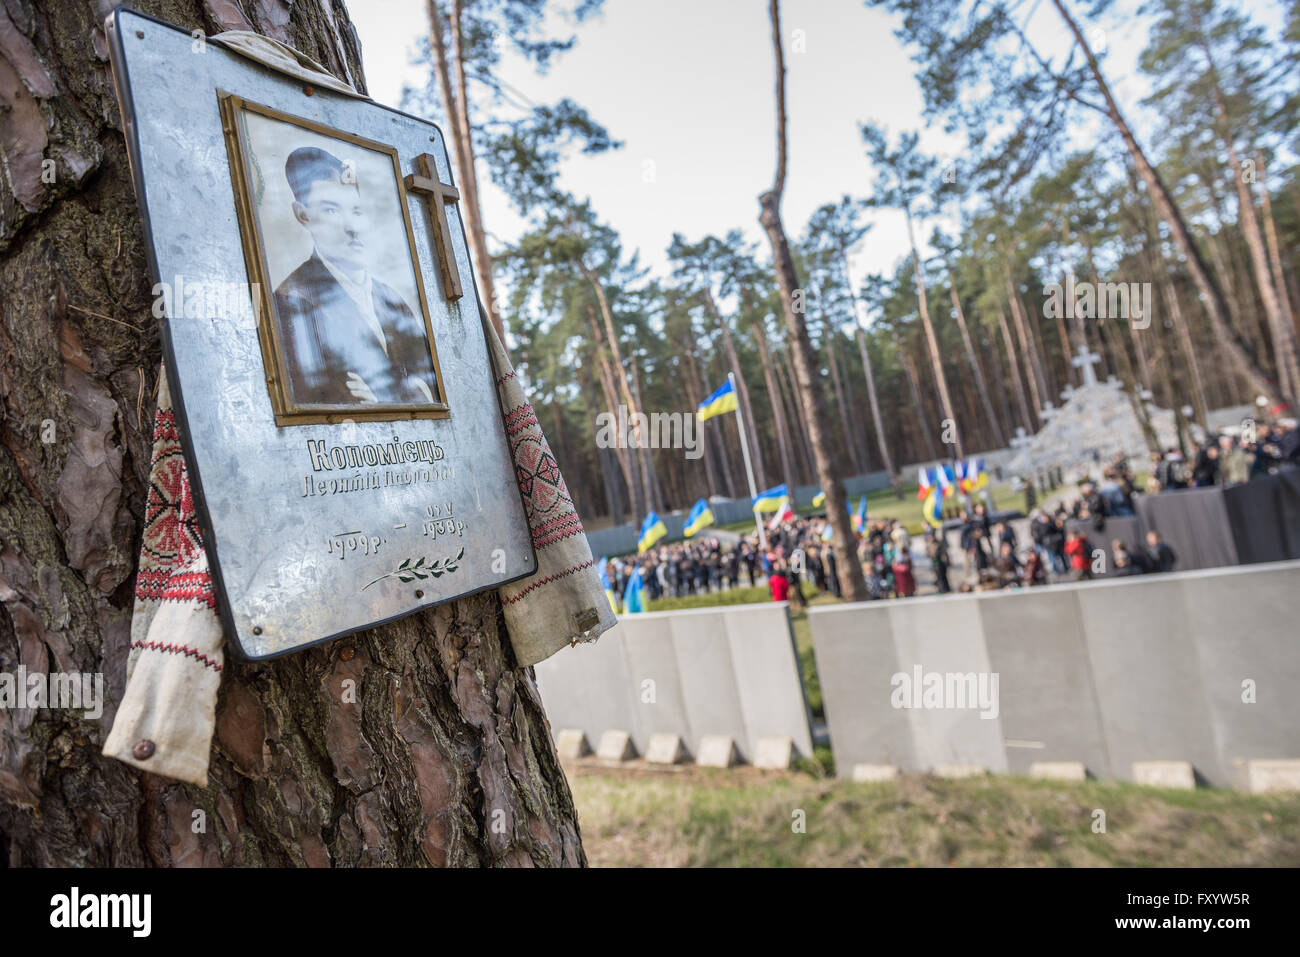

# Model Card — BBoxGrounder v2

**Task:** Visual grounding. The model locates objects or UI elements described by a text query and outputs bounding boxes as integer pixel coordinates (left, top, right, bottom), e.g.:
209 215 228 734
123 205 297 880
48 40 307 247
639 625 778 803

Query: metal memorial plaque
106 9 536 659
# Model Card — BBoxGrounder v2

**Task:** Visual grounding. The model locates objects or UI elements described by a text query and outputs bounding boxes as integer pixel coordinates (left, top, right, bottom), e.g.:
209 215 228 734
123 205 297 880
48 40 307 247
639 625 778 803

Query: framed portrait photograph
220 93 448 424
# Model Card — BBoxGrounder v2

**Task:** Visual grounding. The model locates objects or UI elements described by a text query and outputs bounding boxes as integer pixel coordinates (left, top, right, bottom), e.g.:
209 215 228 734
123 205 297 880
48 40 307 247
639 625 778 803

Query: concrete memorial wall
534 602 814 762
810 561 1300 787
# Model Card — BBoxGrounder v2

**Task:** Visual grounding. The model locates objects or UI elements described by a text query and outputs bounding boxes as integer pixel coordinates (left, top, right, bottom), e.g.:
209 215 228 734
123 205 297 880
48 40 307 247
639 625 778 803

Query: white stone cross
1104 375 1121 389
1071 344 1102 387
1039 402 1060 423
1010 426 1034 451
1060 384 1076 402
1139 388 1154 403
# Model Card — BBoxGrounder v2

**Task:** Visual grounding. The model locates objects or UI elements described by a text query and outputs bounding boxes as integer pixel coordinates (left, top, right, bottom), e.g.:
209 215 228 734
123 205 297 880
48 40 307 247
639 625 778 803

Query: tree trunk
944 261 1004 447
0 0 585 867
703 288 767 488
900 342 940 460
754 320 798 492
820 311 861 472
425 0 508 350
904 209 962 459
760 0 865 601
995 307 1035 431
1257 155 1300 344
1050 0 1284 406
583 267 656 514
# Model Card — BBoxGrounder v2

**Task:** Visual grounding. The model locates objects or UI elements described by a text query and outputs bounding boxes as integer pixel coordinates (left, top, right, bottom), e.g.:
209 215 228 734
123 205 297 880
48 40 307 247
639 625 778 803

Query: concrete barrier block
1247 759 1300 793
645 732 687 765
596 729 636 763
696 735 737 768
852 764 900 782
554 729 589 761
1030 761 1087 781
754 735 795 769
933 764 988 779
1132 760 1196 789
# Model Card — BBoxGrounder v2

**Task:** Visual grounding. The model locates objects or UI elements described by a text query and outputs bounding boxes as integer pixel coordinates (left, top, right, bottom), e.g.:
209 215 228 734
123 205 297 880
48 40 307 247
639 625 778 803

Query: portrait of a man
221 95 446 421
274 147 439 407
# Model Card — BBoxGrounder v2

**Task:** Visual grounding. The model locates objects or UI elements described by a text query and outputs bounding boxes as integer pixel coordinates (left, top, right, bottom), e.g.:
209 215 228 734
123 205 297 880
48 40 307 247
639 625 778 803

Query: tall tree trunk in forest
1050 0 1285 407
903 210 962 459
424 0 507 350
819 309 861 472
1206 84 1300 402
840 250 898 489
588 311 641 519
627 357 665 511
681 347 720 500
703 288 767 488
754 322 798 491
1096 307 1160 454
983 316 1017 439
581 364 625 522
942 260 1004 447
1004 268 1049 414
1257 155 1300 344
838 343 871 473
855 328 898 490
0 0 583 867
583 275 655 515
1160 278 1211 430
758 0 864 600
778 346 818 484
995 308 1035 431
900 343 940 460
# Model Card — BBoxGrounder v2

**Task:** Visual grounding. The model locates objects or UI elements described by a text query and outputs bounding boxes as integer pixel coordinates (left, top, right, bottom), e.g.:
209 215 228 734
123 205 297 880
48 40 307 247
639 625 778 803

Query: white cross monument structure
1071 344 1102 387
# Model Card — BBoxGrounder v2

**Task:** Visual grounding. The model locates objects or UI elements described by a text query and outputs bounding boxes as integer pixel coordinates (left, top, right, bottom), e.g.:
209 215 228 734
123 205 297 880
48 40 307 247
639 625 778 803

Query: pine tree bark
0 0 583 867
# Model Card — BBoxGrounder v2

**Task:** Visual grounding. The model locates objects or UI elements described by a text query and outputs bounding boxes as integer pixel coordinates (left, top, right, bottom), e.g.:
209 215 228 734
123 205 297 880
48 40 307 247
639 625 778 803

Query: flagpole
730 372 768 549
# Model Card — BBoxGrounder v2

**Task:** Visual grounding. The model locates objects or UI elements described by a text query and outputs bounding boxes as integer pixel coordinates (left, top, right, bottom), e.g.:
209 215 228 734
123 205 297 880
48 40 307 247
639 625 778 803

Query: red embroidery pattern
131 640 223 673
500 398 586 551
502 559 595 605
136 408 216 609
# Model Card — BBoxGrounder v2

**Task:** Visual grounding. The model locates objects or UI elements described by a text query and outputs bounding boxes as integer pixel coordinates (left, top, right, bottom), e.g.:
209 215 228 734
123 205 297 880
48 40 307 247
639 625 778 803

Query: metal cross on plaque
405 153 463 301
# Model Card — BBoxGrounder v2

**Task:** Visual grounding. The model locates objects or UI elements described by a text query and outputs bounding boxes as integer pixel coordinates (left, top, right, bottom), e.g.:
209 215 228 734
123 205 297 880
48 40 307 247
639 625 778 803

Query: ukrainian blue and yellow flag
922 485 943 529
697 380 738 421
973 457 989 490
752 483 789 513
852 496 868 532
597 557 619 613
623 566 645 613
812 489 826 508
637 511 667 553
683 498 715 538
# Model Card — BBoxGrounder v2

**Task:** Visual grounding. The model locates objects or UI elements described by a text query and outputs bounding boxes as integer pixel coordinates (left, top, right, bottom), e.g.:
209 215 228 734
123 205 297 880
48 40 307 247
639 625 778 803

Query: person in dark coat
1143 529 1178 573
273 147 439 407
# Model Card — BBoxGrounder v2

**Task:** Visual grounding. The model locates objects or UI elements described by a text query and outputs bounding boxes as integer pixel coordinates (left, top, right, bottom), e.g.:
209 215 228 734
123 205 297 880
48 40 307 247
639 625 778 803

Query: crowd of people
600 420 1300 610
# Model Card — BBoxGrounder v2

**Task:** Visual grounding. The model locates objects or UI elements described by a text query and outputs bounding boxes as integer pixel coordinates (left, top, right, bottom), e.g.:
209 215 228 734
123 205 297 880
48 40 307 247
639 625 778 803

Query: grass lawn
569 770 1300 867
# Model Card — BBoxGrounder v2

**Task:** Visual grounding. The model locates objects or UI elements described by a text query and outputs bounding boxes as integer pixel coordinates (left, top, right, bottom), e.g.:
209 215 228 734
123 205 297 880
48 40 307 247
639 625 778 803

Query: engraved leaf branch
362 547 465 591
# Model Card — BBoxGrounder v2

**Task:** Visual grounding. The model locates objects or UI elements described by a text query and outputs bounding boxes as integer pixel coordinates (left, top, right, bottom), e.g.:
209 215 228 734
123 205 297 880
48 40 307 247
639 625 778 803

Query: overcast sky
349 0 1280 305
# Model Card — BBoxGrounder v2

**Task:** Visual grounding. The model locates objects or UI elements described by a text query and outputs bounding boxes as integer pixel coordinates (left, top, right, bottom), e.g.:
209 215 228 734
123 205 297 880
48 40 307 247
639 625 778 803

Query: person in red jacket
1064 530 1092 580
769 562 791 602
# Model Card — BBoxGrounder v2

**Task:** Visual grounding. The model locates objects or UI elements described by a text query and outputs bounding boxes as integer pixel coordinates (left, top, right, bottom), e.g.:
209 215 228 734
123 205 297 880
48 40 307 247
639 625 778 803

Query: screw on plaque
340 645 355 662
252 625 263 635
303 86 314 96
133 739 156 760
415 589 424 599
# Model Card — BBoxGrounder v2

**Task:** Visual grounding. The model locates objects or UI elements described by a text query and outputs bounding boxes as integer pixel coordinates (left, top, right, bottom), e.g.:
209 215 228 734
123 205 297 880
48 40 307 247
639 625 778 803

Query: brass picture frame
219 91 450 426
